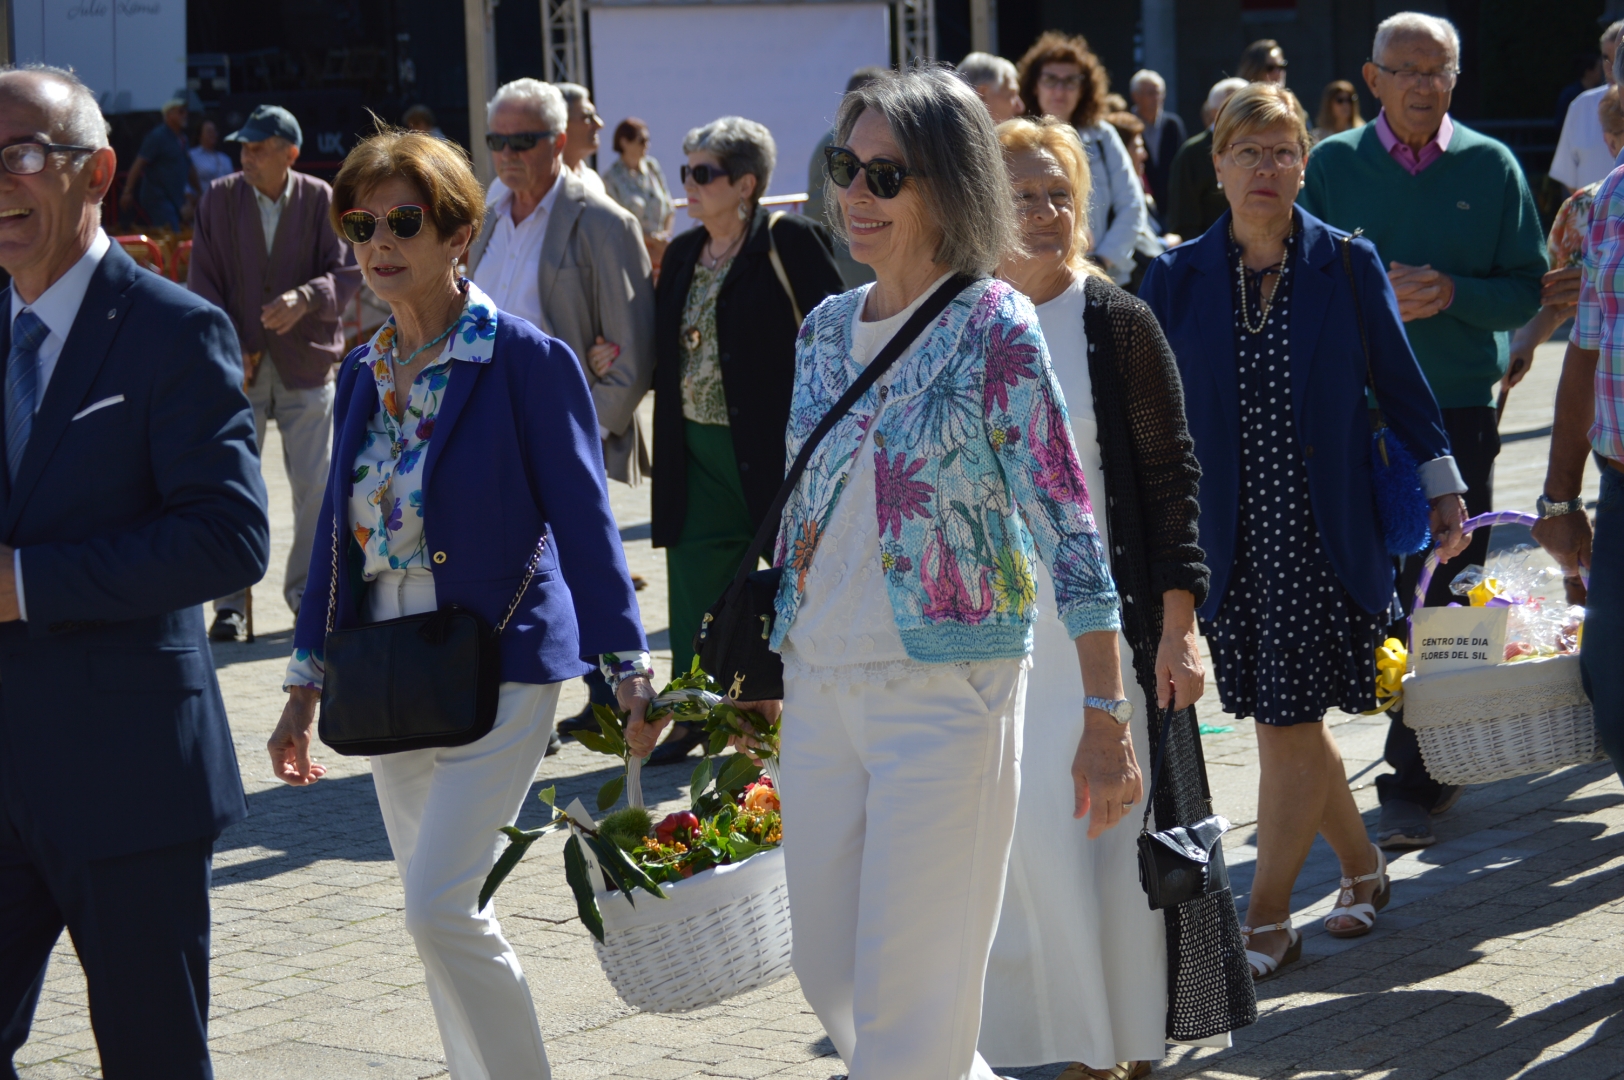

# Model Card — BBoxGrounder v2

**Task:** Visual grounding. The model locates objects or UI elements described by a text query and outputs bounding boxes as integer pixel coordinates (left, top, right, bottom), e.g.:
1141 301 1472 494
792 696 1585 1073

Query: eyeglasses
339 204 427 244
1039 73 1084 91
824 146 917 199
1225 143 1304 170
484 131 555 153
1261 62 1288 73
1369 61 1459 90
1 140 96 176
681 163 732 185
1332 94 1355 105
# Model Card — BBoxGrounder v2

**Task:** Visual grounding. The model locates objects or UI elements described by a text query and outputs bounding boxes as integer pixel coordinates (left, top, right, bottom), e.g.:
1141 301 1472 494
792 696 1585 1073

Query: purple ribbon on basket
1410 510 1585 623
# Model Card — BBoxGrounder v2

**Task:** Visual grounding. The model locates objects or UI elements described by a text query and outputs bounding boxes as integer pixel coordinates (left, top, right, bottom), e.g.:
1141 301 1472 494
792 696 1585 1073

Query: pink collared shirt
1374 110 1453 175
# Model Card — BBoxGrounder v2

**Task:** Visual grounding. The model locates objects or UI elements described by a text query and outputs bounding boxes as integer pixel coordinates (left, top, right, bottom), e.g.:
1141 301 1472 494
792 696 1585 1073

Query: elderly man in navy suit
0 66 268 1078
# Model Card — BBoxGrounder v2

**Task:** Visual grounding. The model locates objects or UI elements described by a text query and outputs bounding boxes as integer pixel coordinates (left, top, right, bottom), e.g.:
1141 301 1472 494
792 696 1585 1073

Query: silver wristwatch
1085 696 1134 724
1536 494 1585 519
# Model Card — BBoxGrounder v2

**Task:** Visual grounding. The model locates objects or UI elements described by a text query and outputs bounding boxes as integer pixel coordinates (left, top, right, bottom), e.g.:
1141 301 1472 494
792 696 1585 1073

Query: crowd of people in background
4 6 1623 1080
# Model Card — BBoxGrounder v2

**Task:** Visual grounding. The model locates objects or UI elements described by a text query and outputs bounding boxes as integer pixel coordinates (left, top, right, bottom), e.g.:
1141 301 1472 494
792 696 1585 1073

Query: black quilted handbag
317 530 548 756
695 274 974 701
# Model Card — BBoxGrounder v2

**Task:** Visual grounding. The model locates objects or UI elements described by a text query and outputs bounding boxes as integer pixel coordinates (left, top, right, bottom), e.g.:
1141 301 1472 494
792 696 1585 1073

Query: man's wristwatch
1084 696 1134 724
1536 494 1585 519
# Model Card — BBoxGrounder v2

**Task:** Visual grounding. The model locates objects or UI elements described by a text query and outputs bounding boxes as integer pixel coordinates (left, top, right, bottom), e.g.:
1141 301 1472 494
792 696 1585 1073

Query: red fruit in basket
656 811 700 843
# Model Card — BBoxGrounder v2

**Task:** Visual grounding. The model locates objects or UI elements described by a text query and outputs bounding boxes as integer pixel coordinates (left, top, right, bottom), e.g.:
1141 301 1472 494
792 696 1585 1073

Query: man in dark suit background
0 66 269 1077
1129 68 1186 221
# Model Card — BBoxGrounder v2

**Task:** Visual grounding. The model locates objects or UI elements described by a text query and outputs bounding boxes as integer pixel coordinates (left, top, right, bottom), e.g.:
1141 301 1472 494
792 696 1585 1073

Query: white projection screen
589 1 891 204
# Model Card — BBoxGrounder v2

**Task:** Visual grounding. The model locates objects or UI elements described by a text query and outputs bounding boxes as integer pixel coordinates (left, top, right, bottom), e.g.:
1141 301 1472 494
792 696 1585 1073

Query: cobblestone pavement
18 345 1624 1079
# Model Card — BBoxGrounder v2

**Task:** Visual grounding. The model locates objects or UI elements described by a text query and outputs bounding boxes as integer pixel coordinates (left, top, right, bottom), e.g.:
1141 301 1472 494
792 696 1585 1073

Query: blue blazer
0 245 270 858
292 313 645 685
1139 209 1451 621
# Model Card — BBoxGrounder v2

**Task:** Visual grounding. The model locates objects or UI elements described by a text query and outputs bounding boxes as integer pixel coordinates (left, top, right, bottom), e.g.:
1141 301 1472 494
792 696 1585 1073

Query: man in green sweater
1299 11 1546 849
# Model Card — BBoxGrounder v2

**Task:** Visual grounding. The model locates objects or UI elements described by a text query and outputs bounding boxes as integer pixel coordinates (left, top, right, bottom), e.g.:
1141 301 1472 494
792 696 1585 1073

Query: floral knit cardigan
770 277 1121 664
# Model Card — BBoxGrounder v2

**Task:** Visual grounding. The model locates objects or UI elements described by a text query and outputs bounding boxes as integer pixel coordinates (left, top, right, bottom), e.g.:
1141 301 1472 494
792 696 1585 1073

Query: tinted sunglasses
1 140 96 176
484 131 555 153
340 204 427 245
680 162 731 185
824 146 916 199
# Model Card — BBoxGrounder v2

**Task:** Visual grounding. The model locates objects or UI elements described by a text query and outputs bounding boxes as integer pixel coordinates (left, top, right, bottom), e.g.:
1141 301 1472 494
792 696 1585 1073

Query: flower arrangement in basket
1399 511 1603 786
479 661 790 1013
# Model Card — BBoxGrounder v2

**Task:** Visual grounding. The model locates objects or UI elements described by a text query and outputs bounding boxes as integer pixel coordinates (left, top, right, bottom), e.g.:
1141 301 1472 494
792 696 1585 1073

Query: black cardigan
651 209 844 550
1079 275 1256 1040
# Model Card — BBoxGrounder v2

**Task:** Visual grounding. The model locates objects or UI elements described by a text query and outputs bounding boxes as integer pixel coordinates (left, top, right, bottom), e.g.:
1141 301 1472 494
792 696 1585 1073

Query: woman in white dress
980 116 1253 1079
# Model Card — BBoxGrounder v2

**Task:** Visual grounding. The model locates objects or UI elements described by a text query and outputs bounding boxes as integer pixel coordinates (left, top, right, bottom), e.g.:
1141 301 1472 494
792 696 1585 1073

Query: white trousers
365 568 557 1080
781 660 1027 1080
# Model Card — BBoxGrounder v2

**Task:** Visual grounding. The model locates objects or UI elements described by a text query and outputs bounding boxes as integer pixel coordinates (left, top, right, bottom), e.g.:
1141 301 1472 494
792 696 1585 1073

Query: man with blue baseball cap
190 104 360 641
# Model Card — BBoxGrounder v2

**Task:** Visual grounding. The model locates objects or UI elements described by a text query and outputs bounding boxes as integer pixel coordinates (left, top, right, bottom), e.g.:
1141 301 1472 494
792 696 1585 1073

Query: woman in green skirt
649 116 843 764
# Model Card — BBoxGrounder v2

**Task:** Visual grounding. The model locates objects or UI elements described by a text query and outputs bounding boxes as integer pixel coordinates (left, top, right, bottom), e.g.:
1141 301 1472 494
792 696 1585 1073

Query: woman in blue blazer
1139 84 1469 982
265 130 653 1074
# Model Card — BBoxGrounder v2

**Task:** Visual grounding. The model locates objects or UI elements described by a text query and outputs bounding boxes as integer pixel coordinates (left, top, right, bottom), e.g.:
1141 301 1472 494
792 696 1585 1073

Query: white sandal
1241 920 1301 981
1323 842 1390 939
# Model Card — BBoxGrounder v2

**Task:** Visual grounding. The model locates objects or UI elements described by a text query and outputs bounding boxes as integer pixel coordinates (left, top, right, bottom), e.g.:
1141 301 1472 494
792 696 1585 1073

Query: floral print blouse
679 256 734 426
283 282 498 690
1549 180 1602 271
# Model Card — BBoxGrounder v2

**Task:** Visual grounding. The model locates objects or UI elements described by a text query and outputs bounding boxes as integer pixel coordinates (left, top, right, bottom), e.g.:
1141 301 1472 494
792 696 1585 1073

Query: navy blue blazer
1139 209 1452 621
0 245 269 859
291 312 645 684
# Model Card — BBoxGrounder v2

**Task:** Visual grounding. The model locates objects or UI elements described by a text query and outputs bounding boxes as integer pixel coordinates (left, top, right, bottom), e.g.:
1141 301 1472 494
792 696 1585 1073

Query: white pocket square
71 395 125 421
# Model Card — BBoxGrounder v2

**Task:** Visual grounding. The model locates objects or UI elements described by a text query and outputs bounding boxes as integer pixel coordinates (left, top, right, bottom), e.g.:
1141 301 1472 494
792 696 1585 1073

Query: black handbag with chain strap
317 526 548 756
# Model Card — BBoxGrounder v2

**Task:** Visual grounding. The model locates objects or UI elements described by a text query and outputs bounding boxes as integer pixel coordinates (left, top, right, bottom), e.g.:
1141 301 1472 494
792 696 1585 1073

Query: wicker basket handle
1411 510 1538 618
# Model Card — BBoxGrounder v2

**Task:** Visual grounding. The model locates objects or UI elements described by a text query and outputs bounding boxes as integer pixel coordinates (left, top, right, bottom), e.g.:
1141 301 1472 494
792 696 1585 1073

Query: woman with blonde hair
1311 80 1365 143
1141 83 1468 981
980 115 1251 1079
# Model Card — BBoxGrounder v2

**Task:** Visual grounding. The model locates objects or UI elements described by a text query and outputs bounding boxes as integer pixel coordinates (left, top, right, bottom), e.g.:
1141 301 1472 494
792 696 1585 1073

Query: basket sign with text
1409 605 1508 675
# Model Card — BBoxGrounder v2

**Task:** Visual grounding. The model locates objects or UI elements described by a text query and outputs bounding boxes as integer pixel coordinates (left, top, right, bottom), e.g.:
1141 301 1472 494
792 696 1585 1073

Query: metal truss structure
899 0 936 66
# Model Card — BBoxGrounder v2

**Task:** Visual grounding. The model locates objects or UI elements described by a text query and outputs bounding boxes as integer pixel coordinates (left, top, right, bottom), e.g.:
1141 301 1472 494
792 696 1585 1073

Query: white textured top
782 275 952 688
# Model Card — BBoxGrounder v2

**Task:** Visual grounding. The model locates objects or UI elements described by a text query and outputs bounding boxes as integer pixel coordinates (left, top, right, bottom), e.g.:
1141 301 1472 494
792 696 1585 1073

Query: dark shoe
1377 799 1435 849
210 610 246 642
546 729 563 757
1432 783 1464 816
555 706 600 738
646 724 706 766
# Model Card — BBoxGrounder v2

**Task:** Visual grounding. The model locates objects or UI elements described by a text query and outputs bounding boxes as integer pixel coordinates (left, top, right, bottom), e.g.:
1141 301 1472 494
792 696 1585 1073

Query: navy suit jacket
291 312 645 684
0 244 269 859
1139 208 1452 621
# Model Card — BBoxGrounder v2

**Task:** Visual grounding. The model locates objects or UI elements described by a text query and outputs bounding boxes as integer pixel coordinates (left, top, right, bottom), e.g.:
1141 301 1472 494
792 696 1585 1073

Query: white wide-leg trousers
780 660 1027 1080
365 568 557 1080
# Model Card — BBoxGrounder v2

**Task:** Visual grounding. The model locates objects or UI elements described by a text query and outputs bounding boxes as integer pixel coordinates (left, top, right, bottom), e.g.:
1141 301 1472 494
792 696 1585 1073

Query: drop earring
737 197 749 222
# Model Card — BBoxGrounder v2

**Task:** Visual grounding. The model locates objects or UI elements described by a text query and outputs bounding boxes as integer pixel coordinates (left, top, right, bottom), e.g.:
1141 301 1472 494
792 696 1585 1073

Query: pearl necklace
1232 221 1292 336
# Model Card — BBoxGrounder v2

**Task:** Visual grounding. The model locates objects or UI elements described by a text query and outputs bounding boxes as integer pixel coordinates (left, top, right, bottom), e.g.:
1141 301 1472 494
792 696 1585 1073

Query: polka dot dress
1204 226 1383 727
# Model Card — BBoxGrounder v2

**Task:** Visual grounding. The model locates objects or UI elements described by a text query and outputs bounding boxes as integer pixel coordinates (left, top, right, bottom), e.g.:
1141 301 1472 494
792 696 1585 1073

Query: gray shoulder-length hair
683 116 776 212
829 66 1016 277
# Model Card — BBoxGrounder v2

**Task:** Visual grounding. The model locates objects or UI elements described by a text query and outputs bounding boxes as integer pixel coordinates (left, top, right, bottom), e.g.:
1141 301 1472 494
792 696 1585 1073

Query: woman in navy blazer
265 130 653 1074
1139 84 1469 982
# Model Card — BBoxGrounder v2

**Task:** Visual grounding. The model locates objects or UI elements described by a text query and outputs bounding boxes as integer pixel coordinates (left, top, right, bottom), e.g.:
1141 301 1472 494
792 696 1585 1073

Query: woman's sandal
1241 920 1302 981
1056 1062 1152 1080
1323 842 1390 940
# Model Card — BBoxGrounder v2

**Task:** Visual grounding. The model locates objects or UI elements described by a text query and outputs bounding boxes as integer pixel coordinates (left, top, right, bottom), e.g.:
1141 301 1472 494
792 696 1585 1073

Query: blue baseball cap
226 105 303 148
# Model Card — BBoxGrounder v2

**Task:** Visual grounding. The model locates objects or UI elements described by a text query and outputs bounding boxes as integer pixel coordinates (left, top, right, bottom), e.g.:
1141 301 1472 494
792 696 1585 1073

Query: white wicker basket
574 756 792 1013
1402 654 1604 785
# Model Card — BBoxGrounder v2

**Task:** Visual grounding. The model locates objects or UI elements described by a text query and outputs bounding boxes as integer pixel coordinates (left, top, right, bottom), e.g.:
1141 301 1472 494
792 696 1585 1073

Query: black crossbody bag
1137 705 1233 909
317 524 549 756
695 274 975 700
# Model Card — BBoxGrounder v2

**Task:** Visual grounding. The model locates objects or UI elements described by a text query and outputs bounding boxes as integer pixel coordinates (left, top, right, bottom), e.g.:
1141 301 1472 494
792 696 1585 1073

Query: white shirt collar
10 229 112 338
252 172 293 209
491 172 564 227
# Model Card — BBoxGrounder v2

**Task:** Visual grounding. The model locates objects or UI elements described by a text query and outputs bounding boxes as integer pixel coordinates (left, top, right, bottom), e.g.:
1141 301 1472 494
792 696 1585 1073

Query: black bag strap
1339 230 1387 434
1140 704 1213 831
724 273 977 595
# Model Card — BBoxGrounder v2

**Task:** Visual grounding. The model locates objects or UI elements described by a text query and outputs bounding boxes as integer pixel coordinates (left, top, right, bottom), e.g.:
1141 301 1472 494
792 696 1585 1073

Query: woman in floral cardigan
705 68 1135 1079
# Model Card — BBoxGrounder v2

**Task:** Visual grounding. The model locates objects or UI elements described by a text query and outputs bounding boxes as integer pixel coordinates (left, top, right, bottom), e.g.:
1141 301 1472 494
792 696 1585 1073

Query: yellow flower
991 547 1035 615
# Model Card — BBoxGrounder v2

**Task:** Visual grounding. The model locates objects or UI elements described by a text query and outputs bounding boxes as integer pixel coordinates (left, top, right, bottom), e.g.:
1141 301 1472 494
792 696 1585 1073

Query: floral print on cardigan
770 278 1120 665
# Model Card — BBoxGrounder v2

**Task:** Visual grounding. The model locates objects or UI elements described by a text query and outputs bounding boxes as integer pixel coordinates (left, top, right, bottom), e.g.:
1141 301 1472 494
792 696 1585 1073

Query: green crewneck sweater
1299 118 1546 408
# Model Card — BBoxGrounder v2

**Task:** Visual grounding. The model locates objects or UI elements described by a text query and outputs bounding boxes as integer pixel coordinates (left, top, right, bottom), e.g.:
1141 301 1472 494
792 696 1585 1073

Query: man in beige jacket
468 78 653 486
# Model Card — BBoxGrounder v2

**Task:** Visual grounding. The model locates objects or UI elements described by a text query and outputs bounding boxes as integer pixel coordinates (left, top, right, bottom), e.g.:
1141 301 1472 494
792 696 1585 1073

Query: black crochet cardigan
1079 274 1258 1040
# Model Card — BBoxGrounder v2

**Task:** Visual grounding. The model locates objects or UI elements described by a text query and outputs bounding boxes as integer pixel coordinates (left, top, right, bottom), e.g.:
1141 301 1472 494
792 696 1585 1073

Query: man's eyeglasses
1038 73 1084 91
1369 61 1459 90
484 131 555 153
1 141 96 176
681 163 732 185
824 146 917 199
339 204 427 245
1225 143 1304 171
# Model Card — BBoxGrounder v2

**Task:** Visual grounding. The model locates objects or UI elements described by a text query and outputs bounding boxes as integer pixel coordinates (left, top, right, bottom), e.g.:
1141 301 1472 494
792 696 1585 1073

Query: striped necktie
7 310 48 485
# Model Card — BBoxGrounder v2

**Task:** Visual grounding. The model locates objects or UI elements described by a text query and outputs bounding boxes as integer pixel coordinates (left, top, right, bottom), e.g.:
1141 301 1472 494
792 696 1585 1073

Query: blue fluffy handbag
1340 233 1432 556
